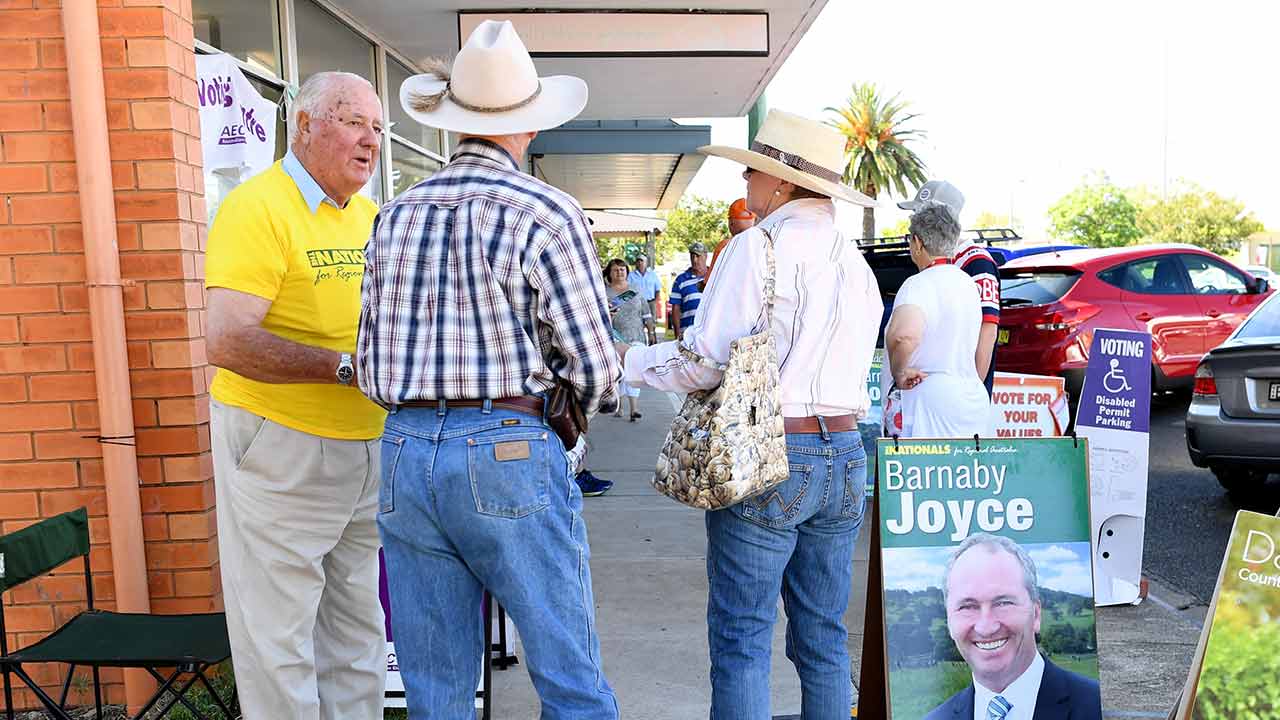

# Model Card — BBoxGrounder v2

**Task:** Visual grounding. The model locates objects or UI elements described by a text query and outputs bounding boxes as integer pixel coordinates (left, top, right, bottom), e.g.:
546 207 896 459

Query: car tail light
1033 301 1101 333
1193 363 1217 396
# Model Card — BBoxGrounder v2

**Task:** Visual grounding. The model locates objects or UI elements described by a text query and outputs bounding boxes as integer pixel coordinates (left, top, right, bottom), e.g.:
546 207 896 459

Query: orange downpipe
61 3 154 710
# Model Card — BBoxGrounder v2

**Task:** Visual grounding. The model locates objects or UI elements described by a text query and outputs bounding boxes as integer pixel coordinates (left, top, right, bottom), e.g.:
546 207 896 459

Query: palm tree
825 83 928 239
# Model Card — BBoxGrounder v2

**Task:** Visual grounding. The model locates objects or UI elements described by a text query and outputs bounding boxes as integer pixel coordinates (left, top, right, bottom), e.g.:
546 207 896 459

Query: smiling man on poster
926 534 1102 720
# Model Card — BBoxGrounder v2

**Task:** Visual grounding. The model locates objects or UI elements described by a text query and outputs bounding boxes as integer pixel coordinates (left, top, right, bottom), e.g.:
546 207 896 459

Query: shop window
295 0 376 84
387 57 444 155
193 0 283 77
391 140 442 197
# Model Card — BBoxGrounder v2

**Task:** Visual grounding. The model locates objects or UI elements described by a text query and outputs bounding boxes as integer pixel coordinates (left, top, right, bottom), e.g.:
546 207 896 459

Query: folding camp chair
0 508 235 720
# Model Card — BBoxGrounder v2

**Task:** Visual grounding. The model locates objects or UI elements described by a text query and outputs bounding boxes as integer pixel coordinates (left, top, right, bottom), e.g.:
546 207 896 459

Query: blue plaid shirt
357 138 620 413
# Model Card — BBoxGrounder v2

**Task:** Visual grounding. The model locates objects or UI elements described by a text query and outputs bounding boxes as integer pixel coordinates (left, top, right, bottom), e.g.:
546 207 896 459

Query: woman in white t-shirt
883 201 992 438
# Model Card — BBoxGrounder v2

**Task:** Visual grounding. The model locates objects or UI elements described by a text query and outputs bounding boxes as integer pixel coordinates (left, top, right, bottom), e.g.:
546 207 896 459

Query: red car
995 244 1273 397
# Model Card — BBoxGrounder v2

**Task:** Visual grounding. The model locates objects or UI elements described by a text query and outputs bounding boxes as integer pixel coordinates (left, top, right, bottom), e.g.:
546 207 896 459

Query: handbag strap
677 225 779 373
756 225 778 331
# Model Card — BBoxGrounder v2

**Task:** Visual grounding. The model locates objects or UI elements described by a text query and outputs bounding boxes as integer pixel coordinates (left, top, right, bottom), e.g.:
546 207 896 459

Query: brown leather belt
783 415 857 434
398 396 544 418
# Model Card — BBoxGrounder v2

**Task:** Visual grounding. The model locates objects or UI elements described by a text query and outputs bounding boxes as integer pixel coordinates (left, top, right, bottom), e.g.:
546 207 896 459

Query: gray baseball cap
689 242 708 255
898 180 965 215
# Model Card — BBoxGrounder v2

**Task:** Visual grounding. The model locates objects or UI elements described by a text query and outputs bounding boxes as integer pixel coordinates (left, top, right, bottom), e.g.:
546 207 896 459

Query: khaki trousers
211 400 385 720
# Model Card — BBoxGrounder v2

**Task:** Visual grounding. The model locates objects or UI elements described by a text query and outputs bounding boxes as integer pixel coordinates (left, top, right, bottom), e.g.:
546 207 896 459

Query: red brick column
1 0 213 709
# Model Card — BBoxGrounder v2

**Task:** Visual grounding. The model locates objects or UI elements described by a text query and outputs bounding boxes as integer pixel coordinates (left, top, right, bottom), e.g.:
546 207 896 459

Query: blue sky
883 542 1094 597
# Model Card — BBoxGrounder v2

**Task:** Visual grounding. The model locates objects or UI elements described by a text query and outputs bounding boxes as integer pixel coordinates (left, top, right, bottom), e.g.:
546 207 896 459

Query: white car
1246 265 1278 286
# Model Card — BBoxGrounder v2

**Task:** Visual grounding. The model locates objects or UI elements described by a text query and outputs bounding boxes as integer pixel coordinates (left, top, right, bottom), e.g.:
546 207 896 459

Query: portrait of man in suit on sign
925 533 1102 720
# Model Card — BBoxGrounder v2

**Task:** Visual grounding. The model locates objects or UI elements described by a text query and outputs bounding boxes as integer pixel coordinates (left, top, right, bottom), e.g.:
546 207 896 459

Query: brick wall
0 0 214 710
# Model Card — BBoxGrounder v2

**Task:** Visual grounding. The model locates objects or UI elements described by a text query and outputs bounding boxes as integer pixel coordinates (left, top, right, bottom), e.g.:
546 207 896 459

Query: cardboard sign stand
856 452 887 718
477 594 520 720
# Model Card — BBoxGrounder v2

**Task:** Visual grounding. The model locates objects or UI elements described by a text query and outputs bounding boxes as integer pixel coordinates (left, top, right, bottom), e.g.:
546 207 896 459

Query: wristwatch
336 353 355 385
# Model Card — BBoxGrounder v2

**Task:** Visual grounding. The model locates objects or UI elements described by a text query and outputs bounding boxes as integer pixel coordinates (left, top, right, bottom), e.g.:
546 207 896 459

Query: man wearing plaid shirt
356 20 620 719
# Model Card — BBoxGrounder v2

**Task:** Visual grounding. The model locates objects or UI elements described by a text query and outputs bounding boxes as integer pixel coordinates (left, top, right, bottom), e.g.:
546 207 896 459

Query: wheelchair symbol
1102 359 1132 394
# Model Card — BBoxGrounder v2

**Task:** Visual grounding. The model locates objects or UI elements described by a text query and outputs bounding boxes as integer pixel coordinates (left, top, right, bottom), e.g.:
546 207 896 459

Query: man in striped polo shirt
670 242 709 341
899 180 1001 395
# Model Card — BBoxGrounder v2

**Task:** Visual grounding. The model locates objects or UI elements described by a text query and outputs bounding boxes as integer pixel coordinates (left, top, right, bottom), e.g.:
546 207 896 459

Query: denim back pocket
467 430 551 518
841 453 868 522
379 434 406 514
738 462 812 529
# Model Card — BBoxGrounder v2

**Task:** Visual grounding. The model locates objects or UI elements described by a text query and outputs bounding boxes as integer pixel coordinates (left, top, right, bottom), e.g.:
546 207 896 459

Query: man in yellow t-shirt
204 71 387 719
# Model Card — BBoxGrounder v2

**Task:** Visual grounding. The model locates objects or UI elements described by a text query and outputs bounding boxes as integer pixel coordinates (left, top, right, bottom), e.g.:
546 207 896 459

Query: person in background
618 109 883 719
205 71 387 719
670 242 709 341
605 258 651 420
627 254 661 344
358 20 620 718
882 201 990 439
899 180 1001 395
709 197 757 276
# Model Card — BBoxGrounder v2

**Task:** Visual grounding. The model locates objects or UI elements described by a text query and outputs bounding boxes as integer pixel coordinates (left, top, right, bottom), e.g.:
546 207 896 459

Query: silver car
1186 291 1280 494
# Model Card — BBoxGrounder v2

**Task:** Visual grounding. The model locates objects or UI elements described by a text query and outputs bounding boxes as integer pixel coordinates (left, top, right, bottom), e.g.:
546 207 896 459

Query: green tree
1135 182 1264 255
825 83 928 240
1047 174 1142 248
971 211 1016 230
661 196 729 261
881 218 910 237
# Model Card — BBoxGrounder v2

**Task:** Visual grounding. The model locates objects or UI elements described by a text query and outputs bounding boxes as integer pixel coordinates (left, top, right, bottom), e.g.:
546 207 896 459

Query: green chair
0 508 235 720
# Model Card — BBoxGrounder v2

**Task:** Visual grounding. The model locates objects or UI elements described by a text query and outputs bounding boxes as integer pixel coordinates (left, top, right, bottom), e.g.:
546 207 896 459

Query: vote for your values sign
1075 329 1152 607
875 437 1101 719
1177 511 1280 719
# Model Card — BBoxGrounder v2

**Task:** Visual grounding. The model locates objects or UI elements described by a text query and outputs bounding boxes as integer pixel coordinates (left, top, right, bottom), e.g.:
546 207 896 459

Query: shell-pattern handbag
652 228 789 510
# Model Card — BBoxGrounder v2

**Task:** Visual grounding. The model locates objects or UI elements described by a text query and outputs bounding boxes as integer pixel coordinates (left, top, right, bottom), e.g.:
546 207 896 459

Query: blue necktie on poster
987 695 1012 720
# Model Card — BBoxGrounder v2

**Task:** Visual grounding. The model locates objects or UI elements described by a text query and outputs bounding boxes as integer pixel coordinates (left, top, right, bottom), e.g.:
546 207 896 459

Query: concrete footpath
489 389 1203 719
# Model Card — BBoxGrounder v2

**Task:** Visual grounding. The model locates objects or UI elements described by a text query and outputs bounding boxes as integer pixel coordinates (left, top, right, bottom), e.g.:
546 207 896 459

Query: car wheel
1210 464 1269 496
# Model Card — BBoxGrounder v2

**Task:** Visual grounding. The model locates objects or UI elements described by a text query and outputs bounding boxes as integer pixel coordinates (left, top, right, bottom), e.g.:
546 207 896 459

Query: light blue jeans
705 430 867 720
377 404 618 720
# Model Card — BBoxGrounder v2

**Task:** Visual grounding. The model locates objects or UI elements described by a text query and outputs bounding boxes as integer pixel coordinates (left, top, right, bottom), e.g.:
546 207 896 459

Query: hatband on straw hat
699 109 875 208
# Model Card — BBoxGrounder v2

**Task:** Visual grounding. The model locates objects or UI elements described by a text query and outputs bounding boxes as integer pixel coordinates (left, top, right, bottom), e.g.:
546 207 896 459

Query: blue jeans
377 404 618 720
705 430 867 720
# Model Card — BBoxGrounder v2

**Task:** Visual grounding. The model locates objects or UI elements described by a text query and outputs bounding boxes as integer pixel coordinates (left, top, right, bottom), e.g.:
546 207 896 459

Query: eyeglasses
741 168 756 181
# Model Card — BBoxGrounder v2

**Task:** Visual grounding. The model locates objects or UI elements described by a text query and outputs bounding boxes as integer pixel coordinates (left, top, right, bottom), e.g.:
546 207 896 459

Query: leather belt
398 396 544 418
783 415 857 434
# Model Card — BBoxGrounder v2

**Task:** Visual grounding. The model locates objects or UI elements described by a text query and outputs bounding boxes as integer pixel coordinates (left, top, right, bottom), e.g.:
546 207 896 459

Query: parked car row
984 243 1277 496
864 233 1278 495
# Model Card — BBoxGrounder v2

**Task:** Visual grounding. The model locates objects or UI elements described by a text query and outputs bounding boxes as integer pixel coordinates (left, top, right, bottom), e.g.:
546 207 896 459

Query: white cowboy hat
699 109 876 208
399 20 587 135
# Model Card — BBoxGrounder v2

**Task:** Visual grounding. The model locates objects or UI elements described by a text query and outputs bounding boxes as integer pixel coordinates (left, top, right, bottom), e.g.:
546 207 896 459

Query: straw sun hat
399 20 587 135
699 110 876 207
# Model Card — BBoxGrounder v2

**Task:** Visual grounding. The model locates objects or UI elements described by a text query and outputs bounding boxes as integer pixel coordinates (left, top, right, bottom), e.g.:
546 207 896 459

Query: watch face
337 365 355 383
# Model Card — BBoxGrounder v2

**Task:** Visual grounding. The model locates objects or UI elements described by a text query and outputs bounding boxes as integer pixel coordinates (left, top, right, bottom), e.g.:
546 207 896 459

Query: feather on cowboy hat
699 110 876 208
400 20 587 135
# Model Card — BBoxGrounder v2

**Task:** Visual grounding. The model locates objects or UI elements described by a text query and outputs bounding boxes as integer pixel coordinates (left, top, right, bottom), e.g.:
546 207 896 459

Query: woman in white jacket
617 110 883 720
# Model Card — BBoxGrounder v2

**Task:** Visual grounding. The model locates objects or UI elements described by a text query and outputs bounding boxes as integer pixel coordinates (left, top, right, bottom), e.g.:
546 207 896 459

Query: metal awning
333 2 827 120
530 120 710 210
586 210 666 237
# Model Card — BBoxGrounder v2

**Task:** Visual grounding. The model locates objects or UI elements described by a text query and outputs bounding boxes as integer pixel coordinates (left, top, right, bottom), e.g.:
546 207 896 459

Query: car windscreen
998 270 1081 307
1236 295 1280 339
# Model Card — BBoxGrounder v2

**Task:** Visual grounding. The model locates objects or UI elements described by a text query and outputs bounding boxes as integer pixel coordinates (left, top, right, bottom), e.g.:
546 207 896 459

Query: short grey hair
908 200 962 257
288 71 374 145
941 533 1041 606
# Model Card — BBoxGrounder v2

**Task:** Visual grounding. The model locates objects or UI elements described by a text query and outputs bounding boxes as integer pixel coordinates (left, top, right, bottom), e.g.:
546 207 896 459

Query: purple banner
379 549 393 641
1076 329 1152 433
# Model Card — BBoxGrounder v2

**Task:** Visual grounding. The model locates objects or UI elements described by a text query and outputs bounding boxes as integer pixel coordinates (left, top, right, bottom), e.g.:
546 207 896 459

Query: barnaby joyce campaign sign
876 438 1102 719
1175 511 1280 718
1075 330 1152 606
195 53 277 182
